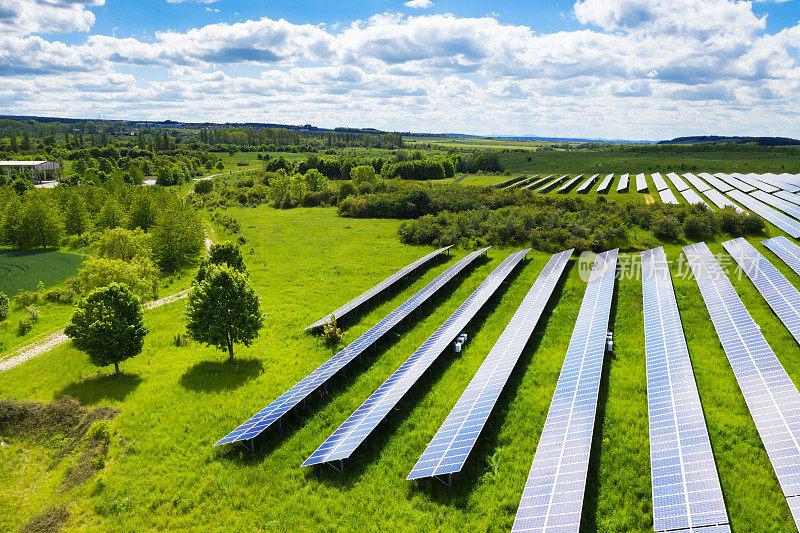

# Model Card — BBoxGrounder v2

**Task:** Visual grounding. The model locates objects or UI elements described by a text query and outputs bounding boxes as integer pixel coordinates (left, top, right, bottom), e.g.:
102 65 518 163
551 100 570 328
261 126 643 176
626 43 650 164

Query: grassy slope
1 206 800 531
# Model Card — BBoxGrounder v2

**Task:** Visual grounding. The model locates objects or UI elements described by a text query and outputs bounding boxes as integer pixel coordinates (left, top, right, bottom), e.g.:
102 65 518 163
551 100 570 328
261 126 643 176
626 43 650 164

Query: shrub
338 181 357 204
26 305 40 323
75 257 160 301
321 315 344 348
17 318 33 336
96 228 150 262
0 292 8 322
652 215 682 241
742 213 766 235
13 289 40 309
44 288 76 305
194 180 214 195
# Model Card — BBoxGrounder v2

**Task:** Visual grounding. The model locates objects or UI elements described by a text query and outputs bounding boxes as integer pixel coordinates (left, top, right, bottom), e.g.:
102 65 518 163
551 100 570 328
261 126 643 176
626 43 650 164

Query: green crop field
2 204 800 531
0 249 84 296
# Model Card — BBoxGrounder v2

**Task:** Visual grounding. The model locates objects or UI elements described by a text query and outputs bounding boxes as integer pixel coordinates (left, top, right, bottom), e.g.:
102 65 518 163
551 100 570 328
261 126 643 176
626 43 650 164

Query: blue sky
2 0 800 139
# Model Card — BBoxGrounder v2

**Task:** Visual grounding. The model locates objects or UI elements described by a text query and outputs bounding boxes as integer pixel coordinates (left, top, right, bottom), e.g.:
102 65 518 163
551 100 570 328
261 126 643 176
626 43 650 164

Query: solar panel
214 247 490 448
683 173 710 192
751 190 800 221
652 173 669 191
763 236 800 278
715 173 755 193
303 249 530 468
723 238 800 347
699 173 734 193
772 191 800 207
305 246 452 330
539 175 569 193
684 242 800 529
496 176 528 189
702 189 743 212
616 173 629 192
557 175 584 193
576 174 599 193
738 174 779 193
596 174 614 193
727 190 800 238
512 249 618 533
641 247 730 533
666 172 690 191
408 249 573 482
523 175 552 190
679 188 711 209
659 188 679 205
636 173 648 192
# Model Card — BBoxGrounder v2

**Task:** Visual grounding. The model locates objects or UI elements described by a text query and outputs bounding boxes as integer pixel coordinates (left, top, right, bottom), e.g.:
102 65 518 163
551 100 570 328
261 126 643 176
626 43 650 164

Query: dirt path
185 168 252 197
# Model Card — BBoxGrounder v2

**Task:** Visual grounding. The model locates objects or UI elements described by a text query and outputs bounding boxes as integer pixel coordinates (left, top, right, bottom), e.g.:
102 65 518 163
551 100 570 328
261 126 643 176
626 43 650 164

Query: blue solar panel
302 249 530 467
576 174 599 193
699 173 734 193
683 173 711 192
557 175 584 193
596 174 614 193
652 173 669 191
774 191 800 207
667 172 690 191
214 247 490 447
727 190 800 238
305 246 452 330
659 189 679 205
702 189 743 212
716 173 756 192
763 236 800 278
750 190 800 221
738 174 779 193
723 238 800 347
680 189 711 209
641 247 730 532
512 249 618 533
407 249 573 482
636 173 648 192
684 242 800 529
616 173 629 192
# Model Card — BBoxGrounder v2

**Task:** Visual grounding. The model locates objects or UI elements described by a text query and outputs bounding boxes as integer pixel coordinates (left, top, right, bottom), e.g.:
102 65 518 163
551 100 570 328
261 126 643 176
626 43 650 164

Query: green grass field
2 204 800 531
0 249 84 296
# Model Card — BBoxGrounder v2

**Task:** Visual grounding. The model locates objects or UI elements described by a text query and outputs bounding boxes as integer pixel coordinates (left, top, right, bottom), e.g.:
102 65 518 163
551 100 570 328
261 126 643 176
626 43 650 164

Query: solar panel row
750 190 800 221
616 173 629 192
737 174 779 193
303 249 531 468
523 175 553 190
596 174 614 193
666 172 690 191
636 173 648 192
679 188 711 209
408 249 573 482
683 173 711 192
699 173 734 193
702 189 743 212
576 174 599 193
652 173 669 191
726 190 800 238
557 175 584 193
763 236 800 278
641 247 730 533
716 173 755 193
512 249 618 533
774 191 800 207
305 246 452 330
539 175 569 193
723 238 800 347
684 242 800 530
214 247 490 447
659 188 680 205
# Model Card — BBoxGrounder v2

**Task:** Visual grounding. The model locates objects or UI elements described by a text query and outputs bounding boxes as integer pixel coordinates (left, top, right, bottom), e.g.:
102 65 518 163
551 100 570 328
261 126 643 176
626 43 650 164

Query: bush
652 215 682 241
194 180 214 195
96 228 150 262
321 315 344 348
26 305 40 323
0 292 8 322
75 257 160 302
43 288 76 305
13 289 40 309
742 213 766 235
17 318 33 336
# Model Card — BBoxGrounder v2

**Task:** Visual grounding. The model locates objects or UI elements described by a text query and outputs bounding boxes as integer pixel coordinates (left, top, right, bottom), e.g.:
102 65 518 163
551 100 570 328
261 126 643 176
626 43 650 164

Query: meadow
0 249 84 295
2 204 800 531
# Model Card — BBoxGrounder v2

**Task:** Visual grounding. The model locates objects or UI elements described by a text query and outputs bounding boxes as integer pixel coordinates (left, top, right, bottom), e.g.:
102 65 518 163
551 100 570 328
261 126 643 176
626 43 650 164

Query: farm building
0 161 61 182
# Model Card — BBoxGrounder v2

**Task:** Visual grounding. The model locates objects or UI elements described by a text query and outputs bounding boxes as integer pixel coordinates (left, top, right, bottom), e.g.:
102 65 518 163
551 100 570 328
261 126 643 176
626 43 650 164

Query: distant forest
658 135 800 147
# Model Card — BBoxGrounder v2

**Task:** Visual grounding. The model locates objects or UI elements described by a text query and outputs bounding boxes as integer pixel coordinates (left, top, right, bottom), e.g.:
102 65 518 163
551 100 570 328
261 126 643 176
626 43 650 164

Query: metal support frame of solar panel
616 173 629 193
596 174 614 194
702 189 743 212
512 249 618 533
539 175 569 193
715 173 755 193
305 246 452 331
699 173 734 193
727 189 800 238
659 188 680 205
408 249 573 483
641 247 730 533
680 188 711 209
723 238 800 347
764 236 800 278
652 173 669 191
683 173 711 192
557 175 584 193
751 190 800 221
214 247 490 448
636 173 648 192
302 248 530 468
684 242 800 528
666 172 690 192
576 174 599 193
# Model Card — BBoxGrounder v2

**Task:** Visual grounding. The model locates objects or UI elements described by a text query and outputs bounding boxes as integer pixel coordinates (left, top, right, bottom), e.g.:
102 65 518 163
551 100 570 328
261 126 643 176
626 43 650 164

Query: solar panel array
616 173 629 192
684 242 800 529
684 173 710 192
699 173 734 193
666 172 690 191
751 190 800 221
305 246 452 330
716 173 755 192
576 174 599 193
523 175 552 190
774 191 800 207
539 175 569 193
641 247 730 533
727 190 800 238
723 238 800 347
303 249 530 467
702 189 743 212
738 174 779 193
512 249 618 533
596 174 614 193
214 247 490 447
764 236 800 278
557 175 584 193
408 249 573 481
652 173 669 191
659 188 680 205
636 173 648 192
496 176 527 189
679 188 711 209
